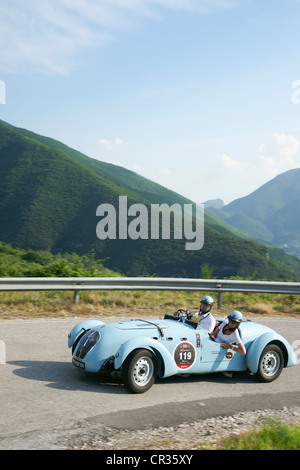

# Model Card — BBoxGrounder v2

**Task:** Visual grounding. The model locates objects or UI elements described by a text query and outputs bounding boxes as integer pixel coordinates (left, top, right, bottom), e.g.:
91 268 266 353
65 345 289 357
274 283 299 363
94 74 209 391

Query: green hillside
208 168 300 258
0 120 142 252
1 119 300 280
1 120 192 207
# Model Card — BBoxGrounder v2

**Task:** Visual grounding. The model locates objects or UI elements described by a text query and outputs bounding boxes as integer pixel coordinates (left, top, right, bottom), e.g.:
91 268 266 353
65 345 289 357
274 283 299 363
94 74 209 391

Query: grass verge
0 289 299 320
200 421 300 450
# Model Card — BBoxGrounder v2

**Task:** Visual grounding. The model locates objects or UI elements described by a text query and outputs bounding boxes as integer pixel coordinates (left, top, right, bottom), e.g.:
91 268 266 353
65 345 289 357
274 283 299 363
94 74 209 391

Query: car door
198 328 247 372
200 331 227 363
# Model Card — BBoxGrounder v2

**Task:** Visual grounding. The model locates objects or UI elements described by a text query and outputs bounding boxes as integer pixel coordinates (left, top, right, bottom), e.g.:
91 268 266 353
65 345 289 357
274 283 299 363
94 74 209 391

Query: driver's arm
232 342 246 355
210 326 219 339
221 342 246 355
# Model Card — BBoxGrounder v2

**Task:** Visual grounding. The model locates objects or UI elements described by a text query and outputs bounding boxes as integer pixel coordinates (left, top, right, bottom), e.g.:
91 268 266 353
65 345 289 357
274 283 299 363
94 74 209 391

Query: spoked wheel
122 349 157 393
255 344 284 383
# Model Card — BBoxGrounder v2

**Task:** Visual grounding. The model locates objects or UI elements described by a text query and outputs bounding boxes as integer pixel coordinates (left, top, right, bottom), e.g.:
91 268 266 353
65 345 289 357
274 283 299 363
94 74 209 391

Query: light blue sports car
68 310 297 393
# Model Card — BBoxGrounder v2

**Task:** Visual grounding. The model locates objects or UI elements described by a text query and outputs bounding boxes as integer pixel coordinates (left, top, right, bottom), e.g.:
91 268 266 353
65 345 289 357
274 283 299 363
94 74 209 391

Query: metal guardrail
0 277 300 307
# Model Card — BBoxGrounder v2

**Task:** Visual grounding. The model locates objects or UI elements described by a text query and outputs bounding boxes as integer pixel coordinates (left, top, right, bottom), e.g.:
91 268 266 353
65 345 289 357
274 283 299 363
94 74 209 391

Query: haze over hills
206 168 300 258
1 119 300 280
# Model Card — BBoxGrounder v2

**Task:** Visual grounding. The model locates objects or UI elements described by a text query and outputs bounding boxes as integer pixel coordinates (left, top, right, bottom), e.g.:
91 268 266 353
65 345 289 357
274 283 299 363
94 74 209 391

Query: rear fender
114 337 178 378
246 332 297 373
68 320 105 349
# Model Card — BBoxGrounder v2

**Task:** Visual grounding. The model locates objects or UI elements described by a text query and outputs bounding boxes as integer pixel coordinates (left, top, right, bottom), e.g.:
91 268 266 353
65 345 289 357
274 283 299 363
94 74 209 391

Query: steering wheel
174 308 189 319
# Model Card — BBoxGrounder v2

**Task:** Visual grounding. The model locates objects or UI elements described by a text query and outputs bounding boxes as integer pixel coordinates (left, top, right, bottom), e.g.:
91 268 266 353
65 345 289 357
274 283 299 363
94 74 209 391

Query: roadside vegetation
199 421 300 450
0 241 299 319
0 278 299 320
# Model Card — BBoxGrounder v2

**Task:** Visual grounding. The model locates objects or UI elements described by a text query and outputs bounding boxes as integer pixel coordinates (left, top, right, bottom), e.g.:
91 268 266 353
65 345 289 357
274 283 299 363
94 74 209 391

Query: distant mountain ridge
207 168 300 258
1 119 300 280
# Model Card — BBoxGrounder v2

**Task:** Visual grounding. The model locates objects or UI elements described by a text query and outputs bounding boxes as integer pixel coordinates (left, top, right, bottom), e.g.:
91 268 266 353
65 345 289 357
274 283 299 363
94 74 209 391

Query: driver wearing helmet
192 295 216 334
210 310 246 355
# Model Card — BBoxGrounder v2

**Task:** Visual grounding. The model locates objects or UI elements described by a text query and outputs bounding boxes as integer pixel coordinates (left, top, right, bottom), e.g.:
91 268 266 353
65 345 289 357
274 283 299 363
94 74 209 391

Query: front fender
68 320 105 349
114 337 178 378
246 332 297 373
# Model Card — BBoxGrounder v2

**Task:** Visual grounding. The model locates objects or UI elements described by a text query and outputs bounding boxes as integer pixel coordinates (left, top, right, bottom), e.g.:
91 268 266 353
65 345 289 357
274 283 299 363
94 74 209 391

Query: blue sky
1 0 300 204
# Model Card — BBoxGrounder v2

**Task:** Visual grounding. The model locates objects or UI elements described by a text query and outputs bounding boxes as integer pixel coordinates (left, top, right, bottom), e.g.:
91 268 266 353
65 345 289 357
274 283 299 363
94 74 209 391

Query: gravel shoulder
70 407 300 450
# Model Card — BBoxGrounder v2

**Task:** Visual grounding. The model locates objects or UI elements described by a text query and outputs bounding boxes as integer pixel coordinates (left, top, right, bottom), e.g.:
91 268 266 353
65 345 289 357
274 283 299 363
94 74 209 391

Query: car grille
75 330 101 359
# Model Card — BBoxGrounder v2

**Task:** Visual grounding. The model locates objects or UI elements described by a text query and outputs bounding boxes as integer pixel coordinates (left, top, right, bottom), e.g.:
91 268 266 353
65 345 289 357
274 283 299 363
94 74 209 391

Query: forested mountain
1 119 300 280
207 168 300 258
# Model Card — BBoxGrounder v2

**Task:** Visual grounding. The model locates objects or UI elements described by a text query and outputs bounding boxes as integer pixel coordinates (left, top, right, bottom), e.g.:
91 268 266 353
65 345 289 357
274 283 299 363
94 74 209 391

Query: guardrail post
74 290 80 304
217 284 223 309
218 292 223 309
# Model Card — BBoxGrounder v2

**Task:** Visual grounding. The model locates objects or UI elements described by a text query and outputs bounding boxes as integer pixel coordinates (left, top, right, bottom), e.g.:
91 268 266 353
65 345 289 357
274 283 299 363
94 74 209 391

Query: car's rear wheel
122 349 157 393
255 344 284 382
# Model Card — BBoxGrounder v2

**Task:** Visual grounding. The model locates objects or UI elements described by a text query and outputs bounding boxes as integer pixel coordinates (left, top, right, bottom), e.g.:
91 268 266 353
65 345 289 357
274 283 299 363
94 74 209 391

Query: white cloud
158 167 171 175
272 132 299 163
219 153 241 170
258 132 300 177
0 0 242 75
115 138 125 146
98 137 125 149
215 133 300 198
98 139 112 147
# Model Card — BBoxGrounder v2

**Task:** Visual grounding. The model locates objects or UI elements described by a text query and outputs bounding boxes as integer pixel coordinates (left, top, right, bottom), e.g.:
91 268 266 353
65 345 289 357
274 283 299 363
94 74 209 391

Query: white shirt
215 320 242 344
192 312 216 334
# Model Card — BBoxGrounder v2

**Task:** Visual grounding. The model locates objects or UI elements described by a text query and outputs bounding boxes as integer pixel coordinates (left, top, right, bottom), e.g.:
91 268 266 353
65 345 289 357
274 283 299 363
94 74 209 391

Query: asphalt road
0 316 299 450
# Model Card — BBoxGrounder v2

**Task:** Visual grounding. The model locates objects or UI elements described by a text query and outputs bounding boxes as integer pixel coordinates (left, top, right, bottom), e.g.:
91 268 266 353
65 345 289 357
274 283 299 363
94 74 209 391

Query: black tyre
255 344 284 383
122 349 157 393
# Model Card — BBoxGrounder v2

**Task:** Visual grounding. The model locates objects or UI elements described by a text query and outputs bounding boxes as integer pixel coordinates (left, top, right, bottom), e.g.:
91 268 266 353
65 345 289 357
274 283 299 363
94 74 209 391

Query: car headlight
74 330 101 359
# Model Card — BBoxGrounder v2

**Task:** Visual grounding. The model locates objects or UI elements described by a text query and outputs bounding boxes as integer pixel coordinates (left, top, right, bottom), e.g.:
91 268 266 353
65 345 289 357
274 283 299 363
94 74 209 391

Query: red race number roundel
174 342 196 369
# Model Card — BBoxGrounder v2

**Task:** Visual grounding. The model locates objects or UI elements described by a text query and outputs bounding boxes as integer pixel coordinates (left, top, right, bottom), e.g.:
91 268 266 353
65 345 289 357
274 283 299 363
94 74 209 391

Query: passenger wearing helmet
210 310 246 355
192 295 216 334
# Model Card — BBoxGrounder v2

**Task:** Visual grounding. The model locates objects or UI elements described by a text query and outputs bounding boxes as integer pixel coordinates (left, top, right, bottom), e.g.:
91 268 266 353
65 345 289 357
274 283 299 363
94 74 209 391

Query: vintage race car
68 310 297 393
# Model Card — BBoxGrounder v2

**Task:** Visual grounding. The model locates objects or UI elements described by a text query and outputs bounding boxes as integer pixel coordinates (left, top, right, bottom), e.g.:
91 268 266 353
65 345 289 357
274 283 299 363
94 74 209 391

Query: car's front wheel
255 344 284 382
122 349 157 393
